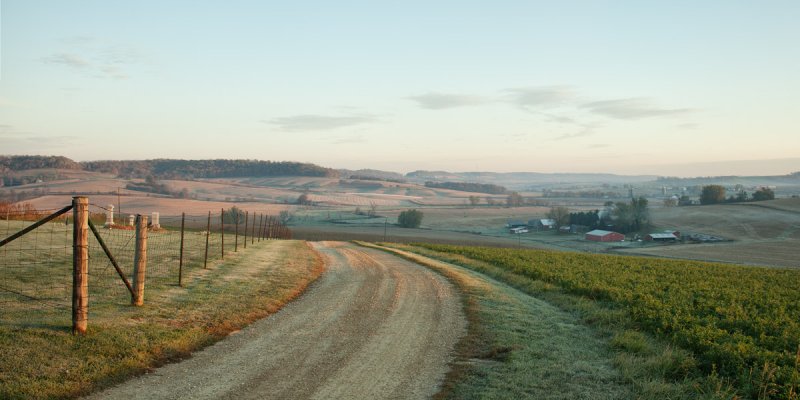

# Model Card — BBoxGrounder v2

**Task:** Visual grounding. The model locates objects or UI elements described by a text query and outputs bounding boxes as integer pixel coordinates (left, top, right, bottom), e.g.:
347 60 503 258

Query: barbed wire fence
0 197 291 334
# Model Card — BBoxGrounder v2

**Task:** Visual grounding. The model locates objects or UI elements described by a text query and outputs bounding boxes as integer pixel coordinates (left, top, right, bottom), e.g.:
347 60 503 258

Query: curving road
86 241 466 400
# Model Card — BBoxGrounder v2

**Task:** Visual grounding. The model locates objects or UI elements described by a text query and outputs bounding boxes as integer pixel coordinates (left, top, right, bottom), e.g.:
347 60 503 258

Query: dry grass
0 240 323 399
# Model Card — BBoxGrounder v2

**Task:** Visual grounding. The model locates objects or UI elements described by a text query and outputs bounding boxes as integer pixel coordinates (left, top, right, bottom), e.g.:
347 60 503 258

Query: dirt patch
85 242 466 399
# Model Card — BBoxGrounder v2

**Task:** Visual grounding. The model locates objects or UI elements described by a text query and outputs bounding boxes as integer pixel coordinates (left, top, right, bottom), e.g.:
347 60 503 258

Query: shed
645 232 679 242
530 218 557 230
506 220 527 228
585 229 625 242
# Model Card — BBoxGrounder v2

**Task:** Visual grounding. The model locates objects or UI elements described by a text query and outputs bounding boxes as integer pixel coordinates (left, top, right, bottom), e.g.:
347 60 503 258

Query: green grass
404 243 800 399
0 238 323 399
359 242 641 399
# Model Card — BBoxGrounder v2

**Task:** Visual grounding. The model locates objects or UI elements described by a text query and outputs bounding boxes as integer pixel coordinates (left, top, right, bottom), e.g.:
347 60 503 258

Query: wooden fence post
204 211 210 269
178 212 185 287
132 214 148 306
72 196 89 335
243 211 248 249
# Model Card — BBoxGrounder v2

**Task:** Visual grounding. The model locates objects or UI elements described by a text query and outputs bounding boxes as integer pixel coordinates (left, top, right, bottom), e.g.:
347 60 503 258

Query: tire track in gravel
85 241 465 400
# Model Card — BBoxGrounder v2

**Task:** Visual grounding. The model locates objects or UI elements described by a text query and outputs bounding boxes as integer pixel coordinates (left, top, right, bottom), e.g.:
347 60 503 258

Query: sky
1 1 798 176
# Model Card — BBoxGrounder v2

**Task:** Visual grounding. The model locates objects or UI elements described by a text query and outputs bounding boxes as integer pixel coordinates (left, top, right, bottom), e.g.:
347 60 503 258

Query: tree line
699 185 775 205
424 181 507 194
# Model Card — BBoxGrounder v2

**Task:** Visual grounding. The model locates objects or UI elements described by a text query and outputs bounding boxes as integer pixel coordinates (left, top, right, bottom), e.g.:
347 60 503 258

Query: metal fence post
72 196 89 335
243 211 248 249
132 214 148 306
234 212 239 252
251 211 256 245
204 211 210 269
179 212 185 287
220 208 225 260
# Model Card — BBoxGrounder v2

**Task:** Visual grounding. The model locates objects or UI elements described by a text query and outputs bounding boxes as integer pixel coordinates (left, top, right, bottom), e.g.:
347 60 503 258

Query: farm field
408 243 800 399
5 168 800 270
619 199 800 268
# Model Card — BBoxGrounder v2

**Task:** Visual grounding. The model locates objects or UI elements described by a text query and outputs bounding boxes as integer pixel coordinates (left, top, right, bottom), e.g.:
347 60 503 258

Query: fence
0 197 291 334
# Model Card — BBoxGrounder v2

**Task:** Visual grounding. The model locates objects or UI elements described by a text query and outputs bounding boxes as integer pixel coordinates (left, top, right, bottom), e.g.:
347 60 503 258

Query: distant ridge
0 155 338 179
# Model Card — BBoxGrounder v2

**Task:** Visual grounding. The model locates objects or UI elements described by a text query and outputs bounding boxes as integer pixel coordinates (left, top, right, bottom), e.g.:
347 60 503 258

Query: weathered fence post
132 214 148 306
178 212 185 287
204 211 210 269
243 211 248 249
220 208 225 260
251 211 256 245
72 196 89 335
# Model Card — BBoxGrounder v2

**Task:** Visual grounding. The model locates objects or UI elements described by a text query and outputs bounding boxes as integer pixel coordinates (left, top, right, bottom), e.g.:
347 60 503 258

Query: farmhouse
585 229 625 242
509 226 529 234
531 218 557 230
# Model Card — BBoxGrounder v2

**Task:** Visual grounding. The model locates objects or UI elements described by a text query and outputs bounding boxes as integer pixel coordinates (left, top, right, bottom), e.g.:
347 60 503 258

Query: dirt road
86 242 466 400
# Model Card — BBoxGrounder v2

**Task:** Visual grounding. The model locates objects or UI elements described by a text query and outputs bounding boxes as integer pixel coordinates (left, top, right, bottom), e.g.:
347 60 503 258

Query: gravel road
86 241 466 400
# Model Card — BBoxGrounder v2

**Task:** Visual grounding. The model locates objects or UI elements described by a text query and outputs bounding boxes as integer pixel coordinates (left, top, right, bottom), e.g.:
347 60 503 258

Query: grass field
406 243 800 399
0 214 322 399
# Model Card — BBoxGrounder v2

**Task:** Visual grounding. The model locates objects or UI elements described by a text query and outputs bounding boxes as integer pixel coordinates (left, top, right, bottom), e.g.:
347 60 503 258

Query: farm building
530 219 557 230
585 229 625 242
506 220 527 228
509 226 529 234
645 231 680 242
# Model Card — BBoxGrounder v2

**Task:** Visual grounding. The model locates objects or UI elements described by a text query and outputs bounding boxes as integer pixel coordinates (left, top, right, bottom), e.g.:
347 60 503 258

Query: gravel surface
85 241 466 400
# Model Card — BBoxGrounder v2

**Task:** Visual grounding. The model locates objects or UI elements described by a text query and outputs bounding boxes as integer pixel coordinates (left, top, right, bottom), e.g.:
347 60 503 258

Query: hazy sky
1 1 798 176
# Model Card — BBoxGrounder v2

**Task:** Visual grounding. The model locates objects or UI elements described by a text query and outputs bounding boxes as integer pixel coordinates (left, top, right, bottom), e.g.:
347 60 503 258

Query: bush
397 209 423 228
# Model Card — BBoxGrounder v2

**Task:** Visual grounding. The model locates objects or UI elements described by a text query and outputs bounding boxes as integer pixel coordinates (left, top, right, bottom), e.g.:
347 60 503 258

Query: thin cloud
41 41 143 80
504 86 576 108
587 143 610 149
42 53 91 69
330 135 366 145
582 98 694 120
407 92 488 109
266 114 378 131
553 130 593 141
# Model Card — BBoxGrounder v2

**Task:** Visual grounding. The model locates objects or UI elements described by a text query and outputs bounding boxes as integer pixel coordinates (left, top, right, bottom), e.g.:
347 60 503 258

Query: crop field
413 243 800 399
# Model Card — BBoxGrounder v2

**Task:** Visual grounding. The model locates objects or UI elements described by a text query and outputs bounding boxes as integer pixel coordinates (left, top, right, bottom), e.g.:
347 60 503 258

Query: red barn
585 229 625 242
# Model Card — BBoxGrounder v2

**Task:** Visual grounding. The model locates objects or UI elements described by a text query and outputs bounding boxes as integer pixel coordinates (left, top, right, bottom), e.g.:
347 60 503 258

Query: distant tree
569 210 601 230
506 192 524 207
752 187 775 201
736 191 749 202
678 195 692 206
223 206 246 224
397 209 423 228
612 196 650 233
279 210 293 224
297 193 312 205
468 196 481 207
700 185 726 205
368 201 378 217
663 197 678 207
485 197 497 206
546 206 570 227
